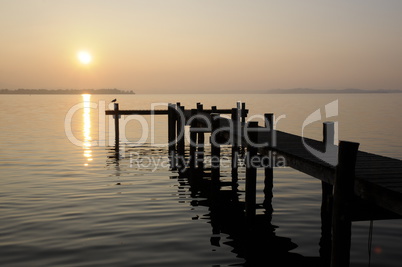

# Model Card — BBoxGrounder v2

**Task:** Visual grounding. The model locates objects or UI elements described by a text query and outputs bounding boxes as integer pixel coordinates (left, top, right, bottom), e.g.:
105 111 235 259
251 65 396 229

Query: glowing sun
77 51 92 64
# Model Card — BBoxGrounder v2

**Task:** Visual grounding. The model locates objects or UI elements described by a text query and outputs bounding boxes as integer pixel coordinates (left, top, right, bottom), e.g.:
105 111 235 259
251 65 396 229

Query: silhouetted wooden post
210 113 221 181
331 141 359 267
320 181 333 266
245 121 258 220
324 121 337 166
263 114 274 213
321 122 335 266
197 103 205 171
176 104 185 171
231 108 239 181
241 102 246 125
323 122 335 146
168 103 177 170
189 109 197 173
114 103 120 150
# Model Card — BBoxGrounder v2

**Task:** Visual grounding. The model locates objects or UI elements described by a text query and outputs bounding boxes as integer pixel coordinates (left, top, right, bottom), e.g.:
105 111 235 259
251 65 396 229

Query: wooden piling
330 141 360 267
320 181 333 266
231 108 239 181
197 103 205 170
168 103 176 170
176 104 185 170
263 114 274 213
210 113 221 181
245 121 258 220
189 108 197 173
241 102 246 124
323 122 335 146
320 122 335 265
114 103 119 150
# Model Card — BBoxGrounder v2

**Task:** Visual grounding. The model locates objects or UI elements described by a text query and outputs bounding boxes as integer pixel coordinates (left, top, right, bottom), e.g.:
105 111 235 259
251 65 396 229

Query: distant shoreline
262 88 402 94
1 88 401 94
0 89 135 95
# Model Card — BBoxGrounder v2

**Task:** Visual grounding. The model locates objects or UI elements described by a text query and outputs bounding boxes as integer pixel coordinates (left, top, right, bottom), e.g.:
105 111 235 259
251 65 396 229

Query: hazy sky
1 0 401 93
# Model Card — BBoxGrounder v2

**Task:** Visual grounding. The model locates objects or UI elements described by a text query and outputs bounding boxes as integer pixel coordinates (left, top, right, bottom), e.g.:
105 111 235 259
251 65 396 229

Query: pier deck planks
257 130 402 216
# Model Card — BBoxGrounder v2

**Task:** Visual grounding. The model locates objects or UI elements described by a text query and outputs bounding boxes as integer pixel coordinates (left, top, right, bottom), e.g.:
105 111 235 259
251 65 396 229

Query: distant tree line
0 88 135 94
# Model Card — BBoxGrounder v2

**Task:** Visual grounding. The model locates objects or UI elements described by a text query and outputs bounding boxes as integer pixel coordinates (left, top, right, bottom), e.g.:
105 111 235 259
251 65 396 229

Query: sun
77 51 92 64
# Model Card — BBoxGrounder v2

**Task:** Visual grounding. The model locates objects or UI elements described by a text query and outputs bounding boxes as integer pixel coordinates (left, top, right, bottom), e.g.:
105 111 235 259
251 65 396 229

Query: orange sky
1 0 401 93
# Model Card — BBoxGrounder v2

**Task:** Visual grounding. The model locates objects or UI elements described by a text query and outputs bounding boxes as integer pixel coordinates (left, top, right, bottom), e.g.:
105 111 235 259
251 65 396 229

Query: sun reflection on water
82 94 92 166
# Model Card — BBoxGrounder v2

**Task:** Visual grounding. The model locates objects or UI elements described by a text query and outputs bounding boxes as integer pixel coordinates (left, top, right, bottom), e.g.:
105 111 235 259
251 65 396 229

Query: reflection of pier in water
106 144 324 266
174 170 324 266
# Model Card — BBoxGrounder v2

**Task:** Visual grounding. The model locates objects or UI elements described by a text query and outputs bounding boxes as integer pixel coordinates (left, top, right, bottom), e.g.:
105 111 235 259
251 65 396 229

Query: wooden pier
106 102 402 267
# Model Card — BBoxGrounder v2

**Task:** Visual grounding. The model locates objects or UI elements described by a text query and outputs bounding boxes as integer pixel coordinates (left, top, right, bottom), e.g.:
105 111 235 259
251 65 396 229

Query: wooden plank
354 178 402 216
356 161 402 167
356 164 402 169
106 108 244 116
257 128 402 217
350 198 402 221
362 177 402 184
356 170 402 176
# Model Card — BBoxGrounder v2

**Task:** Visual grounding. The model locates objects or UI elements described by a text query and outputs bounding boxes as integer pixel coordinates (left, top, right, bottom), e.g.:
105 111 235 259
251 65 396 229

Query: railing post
331 141 360 267
323 122 335 146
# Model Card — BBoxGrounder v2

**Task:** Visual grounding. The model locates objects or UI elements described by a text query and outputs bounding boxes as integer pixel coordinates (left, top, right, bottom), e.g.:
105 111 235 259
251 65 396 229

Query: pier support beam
331 141 359 267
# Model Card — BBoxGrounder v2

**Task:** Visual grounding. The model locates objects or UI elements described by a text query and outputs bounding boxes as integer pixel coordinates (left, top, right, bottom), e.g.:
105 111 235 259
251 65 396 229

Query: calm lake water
1 94 402 266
